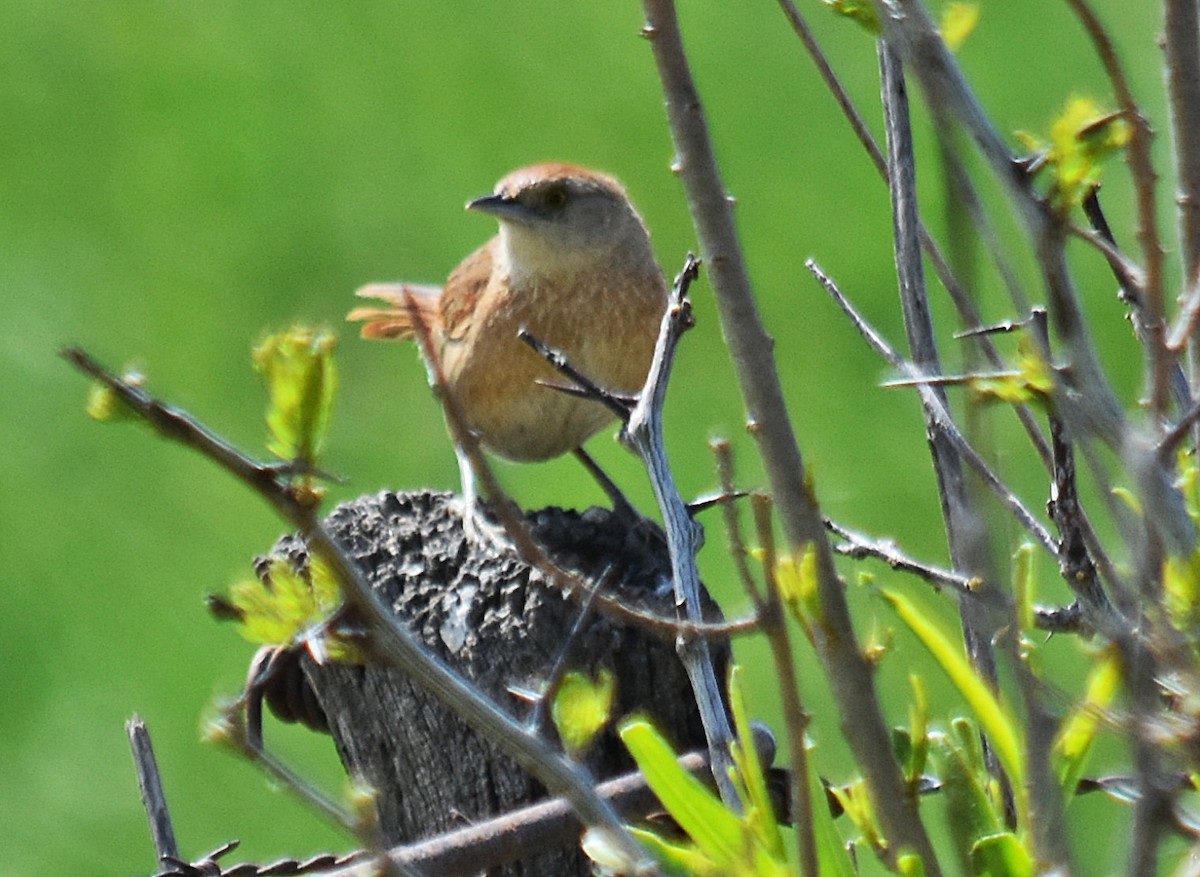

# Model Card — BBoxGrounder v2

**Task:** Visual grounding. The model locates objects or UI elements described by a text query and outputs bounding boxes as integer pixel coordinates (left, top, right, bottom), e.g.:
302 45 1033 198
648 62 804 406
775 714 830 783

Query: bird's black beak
466 193 540 224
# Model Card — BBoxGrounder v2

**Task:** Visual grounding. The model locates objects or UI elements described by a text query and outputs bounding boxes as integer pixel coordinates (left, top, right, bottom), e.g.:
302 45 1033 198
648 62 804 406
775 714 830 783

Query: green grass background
0 2 1167 874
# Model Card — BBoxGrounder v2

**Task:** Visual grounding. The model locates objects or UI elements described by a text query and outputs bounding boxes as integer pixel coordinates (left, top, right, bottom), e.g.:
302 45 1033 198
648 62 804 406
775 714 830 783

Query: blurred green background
1 2 1166 874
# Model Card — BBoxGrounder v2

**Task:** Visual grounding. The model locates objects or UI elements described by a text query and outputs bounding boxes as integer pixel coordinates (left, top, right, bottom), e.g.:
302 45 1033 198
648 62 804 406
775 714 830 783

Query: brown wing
347 282 443 341
440 239 497 342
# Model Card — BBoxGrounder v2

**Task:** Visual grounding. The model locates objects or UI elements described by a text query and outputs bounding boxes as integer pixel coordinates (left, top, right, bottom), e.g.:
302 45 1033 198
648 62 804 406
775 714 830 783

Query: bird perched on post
348 163 669 540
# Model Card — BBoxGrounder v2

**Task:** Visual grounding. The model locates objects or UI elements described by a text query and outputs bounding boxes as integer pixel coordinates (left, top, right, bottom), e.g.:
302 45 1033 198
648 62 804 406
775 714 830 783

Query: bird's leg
455 444 511 553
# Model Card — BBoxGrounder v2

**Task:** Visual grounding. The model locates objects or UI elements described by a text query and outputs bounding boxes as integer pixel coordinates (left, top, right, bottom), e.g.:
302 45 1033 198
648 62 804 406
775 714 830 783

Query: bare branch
1165 0 1200 300
713 441 818 877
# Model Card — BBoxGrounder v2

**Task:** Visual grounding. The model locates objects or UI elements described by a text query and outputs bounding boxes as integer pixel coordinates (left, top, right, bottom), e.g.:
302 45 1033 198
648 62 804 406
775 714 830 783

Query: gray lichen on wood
264 489 725 877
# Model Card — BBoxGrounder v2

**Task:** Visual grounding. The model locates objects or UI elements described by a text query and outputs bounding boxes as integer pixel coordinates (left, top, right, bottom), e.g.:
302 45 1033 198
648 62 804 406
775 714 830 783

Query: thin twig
1075 195 1148 305
525 564 613 738
879 40 1002 717
712 441 765 605
748 494 819 877
806 259 1059 557
1062 0 1168 424
877 0 1129 457
211 705 361 835
520 330 635 421
127 715 181 864
713 440 817 877
776 0 1058 479
825 518 979 596
1081 191 1191 412
1160 398 1200 462
314 749 717 877
1165 0 1200 325
1028 309 1115 619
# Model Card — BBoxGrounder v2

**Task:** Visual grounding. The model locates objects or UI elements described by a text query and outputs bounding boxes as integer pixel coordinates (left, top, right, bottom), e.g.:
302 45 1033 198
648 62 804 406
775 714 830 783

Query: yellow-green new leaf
971 832 1035 877
85 368 145 422
225 556 352 659
970 343 1053 407
1021 96 1131 210
253 325 338 463
1164 549 1200 629
1055 647 1121 806
551 670 615 757
776 542 821 626
940 2 980 51
823 0 880 33
628 827 722 877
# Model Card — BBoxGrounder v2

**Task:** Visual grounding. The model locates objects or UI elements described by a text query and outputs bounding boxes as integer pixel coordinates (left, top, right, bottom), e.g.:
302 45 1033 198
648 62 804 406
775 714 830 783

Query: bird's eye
540 184 569 210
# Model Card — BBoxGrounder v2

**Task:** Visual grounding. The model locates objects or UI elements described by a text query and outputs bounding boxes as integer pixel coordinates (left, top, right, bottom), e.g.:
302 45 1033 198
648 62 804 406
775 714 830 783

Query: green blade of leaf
879 588 1025 793
551 669 615 757
810 768 858 877
727 665 785 859
627 826 721 877
970 832 1035 877
1055 647 1122 806
620 717 746 869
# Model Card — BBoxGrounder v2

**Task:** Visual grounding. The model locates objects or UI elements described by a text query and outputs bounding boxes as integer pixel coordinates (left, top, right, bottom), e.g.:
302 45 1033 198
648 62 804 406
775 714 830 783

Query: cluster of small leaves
213 556 358 663
968 338 1054 407
1017 96 1132 212
774 543 823 636
725 520 1127 876
252 326 337 467
872 578 1130 875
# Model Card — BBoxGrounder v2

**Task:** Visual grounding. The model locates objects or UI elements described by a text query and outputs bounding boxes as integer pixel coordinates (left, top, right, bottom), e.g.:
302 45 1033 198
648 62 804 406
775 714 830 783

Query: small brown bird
348 163 668 536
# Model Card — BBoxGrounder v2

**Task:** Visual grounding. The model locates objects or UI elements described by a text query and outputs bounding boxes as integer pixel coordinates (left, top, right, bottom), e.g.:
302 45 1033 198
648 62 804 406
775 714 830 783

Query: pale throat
497 222 650 293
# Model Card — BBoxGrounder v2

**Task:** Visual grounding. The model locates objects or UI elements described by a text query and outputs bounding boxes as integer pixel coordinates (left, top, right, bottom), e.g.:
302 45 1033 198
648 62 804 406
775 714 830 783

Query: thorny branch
619 254 741 806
